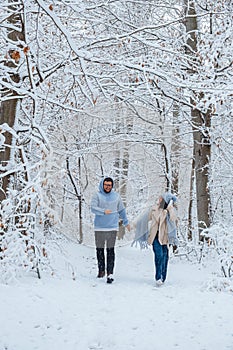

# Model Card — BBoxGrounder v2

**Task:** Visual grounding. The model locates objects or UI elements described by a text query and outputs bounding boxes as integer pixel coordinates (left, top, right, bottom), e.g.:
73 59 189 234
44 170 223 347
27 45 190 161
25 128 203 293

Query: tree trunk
171 103 180 195
0 0 24 201
191 106 211 236
113 104 131 240
184 1 212 239
188 156 195 240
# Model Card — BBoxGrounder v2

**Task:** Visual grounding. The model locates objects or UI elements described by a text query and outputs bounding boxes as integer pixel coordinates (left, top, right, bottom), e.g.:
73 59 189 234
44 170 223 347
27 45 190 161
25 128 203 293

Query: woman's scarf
132 207 150 248
162 192 178 246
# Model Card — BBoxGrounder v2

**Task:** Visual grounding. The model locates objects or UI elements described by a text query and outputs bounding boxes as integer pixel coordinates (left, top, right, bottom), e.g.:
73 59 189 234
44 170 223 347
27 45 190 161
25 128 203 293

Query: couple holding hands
91 177 178 285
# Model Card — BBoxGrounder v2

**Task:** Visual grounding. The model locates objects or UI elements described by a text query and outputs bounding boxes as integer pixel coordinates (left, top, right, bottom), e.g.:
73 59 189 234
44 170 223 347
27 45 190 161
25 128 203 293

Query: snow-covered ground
1 239 233 350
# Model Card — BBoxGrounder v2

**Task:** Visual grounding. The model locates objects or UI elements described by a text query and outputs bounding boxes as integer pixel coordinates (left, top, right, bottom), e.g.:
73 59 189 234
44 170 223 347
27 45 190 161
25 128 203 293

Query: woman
133 192 178 286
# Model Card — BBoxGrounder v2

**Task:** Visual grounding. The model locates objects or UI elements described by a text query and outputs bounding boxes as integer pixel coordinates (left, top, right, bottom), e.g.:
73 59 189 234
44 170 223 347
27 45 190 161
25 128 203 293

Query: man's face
103 181 113 193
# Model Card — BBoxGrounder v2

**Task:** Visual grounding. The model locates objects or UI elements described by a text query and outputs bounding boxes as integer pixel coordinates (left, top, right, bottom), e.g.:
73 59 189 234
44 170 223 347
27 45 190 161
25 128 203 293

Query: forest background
0 0 233 286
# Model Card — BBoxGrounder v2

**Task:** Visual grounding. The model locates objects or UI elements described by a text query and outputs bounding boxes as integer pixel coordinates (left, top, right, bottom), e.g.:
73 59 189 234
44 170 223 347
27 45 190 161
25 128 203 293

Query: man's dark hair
103 177 114 186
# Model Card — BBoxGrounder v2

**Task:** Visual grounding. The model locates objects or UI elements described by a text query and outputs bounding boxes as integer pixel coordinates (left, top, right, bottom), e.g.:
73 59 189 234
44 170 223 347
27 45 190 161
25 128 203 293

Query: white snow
0 239 233 350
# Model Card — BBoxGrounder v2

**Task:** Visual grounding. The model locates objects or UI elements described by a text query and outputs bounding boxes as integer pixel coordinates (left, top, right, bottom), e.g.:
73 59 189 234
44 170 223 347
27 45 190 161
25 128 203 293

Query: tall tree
1 0 24 201
184 1 211 238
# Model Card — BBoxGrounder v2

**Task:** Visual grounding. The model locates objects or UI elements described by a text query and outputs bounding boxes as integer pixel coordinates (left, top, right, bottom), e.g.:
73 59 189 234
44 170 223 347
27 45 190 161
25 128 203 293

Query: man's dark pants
95 231 117 275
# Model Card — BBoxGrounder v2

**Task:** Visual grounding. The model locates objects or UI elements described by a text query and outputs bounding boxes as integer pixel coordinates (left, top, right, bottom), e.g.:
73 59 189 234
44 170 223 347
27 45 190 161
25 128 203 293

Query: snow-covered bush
201 223 233 279
0 186 51 283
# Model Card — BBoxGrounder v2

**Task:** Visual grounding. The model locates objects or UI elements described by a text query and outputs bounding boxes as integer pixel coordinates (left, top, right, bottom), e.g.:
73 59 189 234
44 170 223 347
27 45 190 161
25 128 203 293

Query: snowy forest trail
0 240 233 350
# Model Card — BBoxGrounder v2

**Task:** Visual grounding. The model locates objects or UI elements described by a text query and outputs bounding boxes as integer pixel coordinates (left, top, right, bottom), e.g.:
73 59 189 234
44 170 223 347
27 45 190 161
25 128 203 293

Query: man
91 177 130 284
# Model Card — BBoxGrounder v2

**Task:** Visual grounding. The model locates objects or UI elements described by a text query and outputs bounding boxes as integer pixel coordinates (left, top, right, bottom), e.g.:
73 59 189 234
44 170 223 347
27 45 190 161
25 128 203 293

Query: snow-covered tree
1 0 233 280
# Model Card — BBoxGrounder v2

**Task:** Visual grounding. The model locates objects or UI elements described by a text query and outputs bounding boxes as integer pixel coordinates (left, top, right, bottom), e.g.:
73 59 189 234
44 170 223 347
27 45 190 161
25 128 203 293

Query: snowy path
0 241 233 350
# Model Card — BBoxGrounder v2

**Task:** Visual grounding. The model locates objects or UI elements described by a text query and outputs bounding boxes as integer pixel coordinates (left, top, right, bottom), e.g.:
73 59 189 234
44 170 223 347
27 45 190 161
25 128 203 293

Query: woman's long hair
159 197 168 210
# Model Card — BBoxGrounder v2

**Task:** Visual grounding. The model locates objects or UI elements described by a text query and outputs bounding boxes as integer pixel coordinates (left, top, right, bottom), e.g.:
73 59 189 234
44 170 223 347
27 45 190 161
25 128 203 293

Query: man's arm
90 193 105 215
118 196 130 230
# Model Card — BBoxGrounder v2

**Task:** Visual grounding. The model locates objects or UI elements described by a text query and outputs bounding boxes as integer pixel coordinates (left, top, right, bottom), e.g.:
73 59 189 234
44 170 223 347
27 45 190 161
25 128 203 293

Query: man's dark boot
97 271 105 278
96 248 105 277
106 274 114 284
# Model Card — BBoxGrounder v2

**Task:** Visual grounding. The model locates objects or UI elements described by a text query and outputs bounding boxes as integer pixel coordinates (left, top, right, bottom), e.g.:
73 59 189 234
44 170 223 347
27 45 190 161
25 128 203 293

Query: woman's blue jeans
152 236 169 282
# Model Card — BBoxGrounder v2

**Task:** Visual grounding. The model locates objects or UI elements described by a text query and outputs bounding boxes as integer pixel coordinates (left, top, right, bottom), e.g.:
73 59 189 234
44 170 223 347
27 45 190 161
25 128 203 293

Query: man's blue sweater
91 178 129 231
